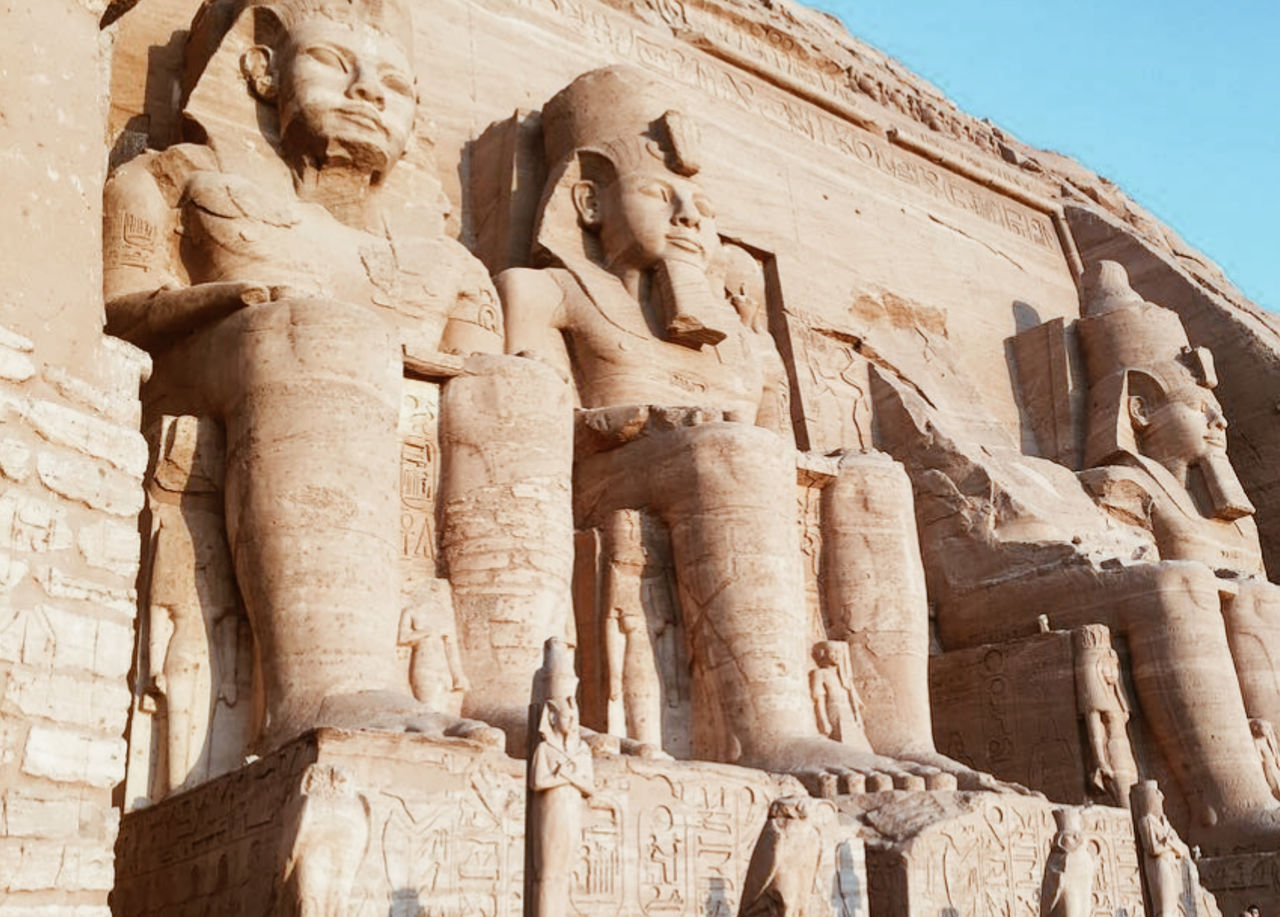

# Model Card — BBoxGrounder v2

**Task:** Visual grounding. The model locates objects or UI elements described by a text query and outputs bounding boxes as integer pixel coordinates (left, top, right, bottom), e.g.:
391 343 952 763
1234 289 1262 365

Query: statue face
593 166 719 273
547 696 578 737
274 18 416 174
1132 385 1228 471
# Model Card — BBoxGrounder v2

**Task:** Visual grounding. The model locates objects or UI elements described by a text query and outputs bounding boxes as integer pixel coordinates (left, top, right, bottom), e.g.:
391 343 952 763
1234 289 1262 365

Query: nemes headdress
1077 260 1217 469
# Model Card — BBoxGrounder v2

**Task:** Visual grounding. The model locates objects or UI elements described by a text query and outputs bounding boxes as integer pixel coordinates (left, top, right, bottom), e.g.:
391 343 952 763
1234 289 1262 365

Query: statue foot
894 748 1039 796
314 690 505 750
741 735 1027 797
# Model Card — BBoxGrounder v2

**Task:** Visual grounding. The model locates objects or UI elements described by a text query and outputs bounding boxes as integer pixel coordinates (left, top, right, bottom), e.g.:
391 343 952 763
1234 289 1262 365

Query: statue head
1051 807 1085 851
538 66 718 276
535 637 580 742
812 640 840 668
185 0 416 183
1079 261 1253 520
1130 779 1166 820
535 67 731 347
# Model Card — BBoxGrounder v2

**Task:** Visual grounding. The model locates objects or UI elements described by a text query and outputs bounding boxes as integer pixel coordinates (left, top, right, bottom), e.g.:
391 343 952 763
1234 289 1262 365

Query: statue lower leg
219 298 499 749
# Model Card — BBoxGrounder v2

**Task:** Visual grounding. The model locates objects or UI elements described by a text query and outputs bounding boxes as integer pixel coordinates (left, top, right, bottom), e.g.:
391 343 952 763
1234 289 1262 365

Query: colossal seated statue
876 259 1280 851
495 65 977 786
101 0 551 760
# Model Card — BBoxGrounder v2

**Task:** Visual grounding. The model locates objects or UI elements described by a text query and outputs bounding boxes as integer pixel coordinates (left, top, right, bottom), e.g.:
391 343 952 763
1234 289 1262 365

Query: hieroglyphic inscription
580 0 1043 198
1197 853 1280 917
497 0 1058 250
909 799 1142 917
399 378 441 567
116 733 825 917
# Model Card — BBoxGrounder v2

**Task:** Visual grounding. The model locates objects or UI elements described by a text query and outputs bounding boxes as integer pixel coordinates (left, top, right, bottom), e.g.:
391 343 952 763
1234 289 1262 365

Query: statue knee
1126 561 1223 630
258 295 398 383
679 422 793 493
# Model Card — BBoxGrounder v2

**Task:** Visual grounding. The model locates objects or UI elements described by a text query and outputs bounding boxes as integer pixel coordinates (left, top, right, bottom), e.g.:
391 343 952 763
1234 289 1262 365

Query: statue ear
572 180 601 230
1128 395 1150 431
241 45 277 101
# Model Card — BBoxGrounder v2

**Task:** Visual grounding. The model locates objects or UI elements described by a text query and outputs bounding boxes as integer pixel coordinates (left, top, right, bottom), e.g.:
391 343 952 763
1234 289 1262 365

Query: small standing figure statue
1250 718 1280 799
526 638 593 917
809 641 868 747
1041 807 1096 917
1132 781 1221 917
1074 625 1139 807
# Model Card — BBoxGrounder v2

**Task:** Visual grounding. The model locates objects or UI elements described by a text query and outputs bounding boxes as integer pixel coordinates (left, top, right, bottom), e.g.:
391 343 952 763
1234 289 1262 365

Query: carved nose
348 67 386 109
672 192 701 228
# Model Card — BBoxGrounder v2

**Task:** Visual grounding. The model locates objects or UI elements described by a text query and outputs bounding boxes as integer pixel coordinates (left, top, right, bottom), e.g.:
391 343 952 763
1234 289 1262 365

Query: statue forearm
107 281 272 348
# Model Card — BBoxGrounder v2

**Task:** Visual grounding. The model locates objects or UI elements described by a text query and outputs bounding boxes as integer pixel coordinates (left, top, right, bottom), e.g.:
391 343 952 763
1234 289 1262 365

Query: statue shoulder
1078 463 1156 531
107 144 219 206
496 267 570 314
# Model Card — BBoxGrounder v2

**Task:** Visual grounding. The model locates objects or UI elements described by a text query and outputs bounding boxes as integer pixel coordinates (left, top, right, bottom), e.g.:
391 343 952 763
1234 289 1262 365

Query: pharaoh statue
878 258 1280 848
496 65 968 785
101 0 566 754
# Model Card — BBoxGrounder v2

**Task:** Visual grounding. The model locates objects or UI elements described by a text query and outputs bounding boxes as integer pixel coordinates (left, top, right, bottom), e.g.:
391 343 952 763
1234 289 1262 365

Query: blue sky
811 0 1279 312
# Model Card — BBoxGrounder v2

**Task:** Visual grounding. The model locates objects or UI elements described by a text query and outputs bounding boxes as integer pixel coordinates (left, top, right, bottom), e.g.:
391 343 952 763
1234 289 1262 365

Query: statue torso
550 268 764 420
161 146 494 346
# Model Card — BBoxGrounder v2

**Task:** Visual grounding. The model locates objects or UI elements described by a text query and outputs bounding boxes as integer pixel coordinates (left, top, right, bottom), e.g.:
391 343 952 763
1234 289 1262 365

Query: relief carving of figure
1249 717 1280 800
278 764 371 917
102 0 530 752
144 414 251 795
738 796 830 917
1072 624 1138 807
809 641 866 746
497 65 969 786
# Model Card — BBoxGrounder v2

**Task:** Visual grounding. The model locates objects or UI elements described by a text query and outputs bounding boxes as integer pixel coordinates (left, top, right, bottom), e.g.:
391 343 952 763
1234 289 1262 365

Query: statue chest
179 171 452 337
561 275 765 419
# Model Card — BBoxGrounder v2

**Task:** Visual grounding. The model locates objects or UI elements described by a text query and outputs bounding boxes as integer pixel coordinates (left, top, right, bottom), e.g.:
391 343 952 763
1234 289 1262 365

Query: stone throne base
113 729 1161 916
112 729 863 916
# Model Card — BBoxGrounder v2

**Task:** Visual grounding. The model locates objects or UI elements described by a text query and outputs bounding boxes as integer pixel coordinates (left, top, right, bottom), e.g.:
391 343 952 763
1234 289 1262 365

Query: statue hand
110 280 273 345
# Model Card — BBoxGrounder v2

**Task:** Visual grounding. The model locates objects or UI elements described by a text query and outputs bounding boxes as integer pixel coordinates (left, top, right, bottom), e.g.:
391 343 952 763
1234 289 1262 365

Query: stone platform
110 728 1181 916
112 728 865 916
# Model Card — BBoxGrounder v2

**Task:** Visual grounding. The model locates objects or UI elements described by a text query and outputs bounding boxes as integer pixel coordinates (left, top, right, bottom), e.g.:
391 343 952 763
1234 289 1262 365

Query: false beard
650 258 731 349
1195 450 1256 520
